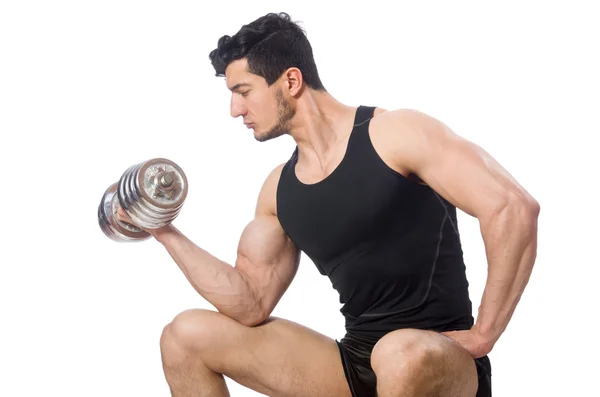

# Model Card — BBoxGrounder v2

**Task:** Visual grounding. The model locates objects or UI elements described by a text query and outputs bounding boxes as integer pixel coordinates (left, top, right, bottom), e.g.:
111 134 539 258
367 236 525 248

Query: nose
230 95 247 118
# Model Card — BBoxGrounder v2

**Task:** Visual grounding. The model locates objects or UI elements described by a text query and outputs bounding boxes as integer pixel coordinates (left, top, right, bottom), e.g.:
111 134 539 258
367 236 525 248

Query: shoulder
368 108 457 177
368 107 449 144
255 162 287 217
370 108 448 134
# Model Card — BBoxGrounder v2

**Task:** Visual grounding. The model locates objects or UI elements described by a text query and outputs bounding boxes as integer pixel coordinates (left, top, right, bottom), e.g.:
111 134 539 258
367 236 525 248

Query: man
119 12 539 397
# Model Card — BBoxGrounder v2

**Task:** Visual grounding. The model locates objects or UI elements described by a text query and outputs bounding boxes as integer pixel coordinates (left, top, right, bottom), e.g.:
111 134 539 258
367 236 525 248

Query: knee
160 309 224 360
371 329 445 380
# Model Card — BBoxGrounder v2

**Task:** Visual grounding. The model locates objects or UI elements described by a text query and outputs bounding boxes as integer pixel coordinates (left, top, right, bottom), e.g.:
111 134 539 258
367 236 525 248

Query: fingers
116 207 151 234
116 206 132 223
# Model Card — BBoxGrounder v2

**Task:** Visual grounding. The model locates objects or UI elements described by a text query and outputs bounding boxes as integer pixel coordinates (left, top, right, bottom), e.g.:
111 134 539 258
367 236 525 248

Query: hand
116 206 173 238
441 328 495 358
116 206 146 230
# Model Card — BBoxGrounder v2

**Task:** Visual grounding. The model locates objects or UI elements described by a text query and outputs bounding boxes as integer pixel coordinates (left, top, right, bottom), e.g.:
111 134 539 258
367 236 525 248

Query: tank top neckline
291 105 373 187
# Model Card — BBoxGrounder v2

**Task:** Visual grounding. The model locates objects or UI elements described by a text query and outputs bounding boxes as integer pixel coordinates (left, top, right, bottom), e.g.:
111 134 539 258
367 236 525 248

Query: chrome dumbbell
98 158 188 242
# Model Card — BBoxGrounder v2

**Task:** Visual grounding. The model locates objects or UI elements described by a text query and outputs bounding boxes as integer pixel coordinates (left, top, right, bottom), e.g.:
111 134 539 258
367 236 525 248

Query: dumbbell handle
98 158 188 242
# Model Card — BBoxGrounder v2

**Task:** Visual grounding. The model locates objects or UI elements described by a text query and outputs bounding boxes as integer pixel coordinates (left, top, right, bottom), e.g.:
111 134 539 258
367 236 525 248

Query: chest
277 160 418 265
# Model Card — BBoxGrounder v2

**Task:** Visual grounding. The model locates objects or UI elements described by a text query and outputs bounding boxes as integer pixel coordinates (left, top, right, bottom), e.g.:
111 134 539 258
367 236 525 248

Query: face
225 59 296 142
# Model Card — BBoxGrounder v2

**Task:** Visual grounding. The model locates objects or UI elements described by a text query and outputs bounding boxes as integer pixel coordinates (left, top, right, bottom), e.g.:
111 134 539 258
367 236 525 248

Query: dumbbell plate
136 158 188 210
98 182 151 242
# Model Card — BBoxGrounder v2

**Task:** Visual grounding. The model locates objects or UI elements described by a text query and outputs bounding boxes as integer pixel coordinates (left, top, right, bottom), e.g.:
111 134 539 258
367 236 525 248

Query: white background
1 1 598 396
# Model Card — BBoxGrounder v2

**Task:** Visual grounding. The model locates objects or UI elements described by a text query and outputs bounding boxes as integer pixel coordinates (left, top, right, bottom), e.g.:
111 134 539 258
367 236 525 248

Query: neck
287 90 355 161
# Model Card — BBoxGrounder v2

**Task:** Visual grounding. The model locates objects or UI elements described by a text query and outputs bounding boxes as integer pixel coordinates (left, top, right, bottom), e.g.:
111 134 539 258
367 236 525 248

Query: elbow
482 191 540 229
238 309 269 327
217 306 267 327
515 192 540 221
528 197 541 217
237 294 270 327
515 195 540 243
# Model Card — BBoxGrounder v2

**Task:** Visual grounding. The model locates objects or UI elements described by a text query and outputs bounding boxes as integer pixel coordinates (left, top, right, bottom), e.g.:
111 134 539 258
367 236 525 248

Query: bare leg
160 309 352 397
160 321 230 396
371 329 478 397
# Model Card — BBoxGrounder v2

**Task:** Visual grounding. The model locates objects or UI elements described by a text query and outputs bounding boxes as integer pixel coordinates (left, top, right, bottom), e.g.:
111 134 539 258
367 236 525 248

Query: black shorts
335 332 492 397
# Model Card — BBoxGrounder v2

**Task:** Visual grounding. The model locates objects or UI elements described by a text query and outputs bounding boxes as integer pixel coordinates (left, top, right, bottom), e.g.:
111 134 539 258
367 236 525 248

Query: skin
118 58 540 397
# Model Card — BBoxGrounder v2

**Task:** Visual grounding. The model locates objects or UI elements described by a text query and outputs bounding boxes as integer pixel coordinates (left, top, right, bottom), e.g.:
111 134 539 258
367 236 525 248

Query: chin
253 125 286 142
255 131 272 142
250 127 263 140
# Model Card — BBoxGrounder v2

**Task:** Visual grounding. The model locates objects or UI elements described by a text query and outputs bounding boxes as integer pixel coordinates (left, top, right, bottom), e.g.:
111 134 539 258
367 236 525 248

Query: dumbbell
98 158 188 242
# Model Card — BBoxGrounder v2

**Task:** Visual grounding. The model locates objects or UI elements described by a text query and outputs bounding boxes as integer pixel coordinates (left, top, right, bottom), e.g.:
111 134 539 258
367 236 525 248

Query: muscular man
119 12 539 397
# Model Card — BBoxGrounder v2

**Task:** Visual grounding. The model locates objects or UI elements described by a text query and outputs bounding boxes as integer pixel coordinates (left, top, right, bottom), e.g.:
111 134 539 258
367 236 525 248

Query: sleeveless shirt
276 105 474 341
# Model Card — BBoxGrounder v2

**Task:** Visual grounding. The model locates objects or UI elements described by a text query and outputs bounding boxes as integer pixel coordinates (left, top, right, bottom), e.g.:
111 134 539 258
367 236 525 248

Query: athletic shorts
335 332 492 397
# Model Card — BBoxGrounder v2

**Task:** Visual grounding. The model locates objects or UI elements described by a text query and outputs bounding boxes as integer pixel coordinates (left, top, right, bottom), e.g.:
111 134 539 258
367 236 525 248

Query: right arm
151 164 300 326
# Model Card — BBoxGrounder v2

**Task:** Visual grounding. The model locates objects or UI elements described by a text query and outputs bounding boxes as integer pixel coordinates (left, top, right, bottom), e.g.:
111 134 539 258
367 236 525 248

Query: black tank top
276 105 474 341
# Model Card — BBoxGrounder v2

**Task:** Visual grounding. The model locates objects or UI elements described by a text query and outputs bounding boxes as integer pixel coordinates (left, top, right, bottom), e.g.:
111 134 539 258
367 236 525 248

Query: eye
239 91 250 97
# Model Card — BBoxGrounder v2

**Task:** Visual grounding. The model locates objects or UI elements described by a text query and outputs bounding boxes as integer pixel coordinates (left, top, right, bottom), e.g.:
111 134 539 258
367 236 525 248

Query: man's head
209 12 325 141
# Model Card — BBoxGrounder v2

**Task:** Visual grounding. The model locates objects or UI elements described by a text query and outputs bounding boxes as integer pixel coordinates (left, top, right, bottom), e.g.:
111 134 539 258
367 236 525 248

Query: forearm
152 225 261 325
475 197 540 345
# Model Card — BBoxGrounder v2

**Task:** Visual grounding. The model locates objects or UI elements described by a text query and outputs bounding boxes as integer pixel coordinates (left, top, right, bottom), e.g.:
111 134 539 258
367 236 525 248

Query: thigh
371 329 478 397
170 309 352 397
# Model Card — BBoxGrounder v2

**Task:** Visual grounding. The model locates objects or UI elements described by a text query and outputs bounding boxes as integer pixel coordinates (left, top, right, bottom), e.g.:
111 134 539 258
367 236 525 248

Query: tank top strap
346 105 377 155
283 105 376 173
354 105 376 126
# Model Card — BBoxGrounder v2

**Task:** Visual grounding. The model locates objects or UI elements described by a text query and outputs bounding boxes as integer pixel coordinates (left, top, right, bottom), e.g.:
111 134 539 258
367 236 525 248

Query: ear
284 67 303 96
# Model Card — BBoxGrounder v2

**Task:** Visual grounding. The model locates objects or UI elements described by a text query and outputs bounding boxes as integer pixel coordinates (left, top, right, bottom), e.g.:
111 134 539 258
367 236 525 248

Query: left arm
375 109 540 357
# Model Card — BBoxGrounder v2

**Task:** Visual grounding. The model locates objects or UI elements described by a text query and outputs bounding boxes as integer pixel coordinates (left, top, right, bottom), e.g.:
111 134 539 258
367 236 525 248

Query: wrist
473 322 501 350
150 224 178 243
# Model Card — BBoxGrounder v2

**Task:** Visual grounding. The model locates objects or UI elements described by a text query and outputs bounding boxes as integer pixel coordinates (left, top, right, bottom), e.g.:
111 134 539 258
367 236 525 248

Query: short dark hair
209 12 325 90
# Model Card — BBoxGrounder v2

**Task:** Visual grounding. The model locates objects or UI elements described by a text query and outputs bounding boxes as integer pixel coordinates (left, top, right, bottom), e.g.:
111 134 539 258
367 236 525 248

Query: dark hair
209 12 325 90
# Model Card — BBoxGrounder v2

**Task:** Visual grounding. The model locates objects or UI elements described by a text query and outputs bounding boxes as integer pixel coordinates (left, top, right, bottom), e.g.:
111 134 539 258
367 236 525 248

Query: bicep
235 215 300 317
233 163 299 318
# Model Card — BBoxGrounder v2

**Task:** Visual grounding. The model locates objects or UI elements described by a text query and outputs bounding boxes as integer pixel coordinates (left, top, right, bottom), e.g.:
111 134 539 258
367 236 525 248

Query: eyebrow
229 83 251 92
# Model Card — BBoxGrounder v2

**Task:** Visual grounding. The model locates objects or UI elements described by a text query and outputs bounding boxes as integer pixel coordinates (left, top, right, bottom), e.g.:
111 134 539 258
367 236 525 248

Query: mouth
244 123 255 129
